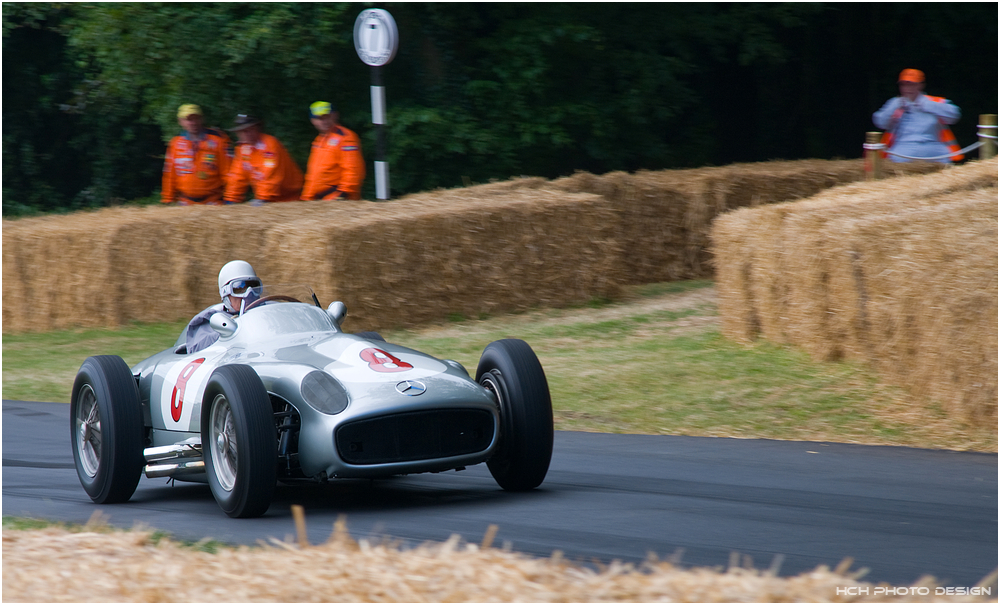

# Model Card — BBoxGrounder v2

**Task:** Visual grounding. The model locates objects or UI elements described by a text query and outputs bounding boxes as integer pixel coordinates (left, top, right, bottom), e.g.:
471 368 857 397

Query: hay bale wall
2 190 617 333
712 159 999 421
3 158 932 335
254 189 623 332
545 159 941 284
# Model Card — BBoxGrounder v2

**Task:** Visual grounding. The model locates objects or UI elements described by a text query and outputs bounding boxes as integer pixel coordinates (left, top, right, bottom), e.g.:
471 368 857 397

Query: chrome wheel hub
75 384 102 478
209 394 238 492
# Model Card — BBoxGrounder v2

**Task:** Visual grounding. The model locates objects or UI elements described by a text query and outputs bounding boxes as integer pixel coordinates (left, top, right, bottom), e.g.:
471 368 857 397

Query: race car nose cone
395 380 426 396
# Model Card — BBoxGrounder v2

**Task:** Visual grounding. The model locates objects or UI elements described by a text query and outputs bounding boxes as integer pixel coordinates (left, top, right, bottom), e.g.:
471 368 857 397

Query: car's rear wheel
70 355 144 504
476 339 553 491
202 365 276 518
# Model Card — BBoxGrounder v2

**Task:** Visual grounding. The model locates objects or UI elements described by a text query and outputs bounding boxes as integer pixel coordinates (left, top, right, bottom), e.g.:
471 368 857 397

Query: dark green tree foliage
3 3 997 215
3 4 163 214
3 5 79 214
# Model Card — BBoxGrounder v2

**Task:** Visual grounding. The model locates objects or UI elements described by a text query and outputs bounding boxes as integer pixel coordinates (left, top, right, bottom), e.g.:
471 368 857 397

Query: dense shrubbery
3 3 997 215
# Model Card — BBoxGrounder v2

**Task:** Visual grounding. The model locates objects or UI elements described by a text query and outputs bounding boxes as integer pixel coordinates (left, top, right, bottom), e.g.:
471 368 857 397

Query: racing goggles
224 278 262 298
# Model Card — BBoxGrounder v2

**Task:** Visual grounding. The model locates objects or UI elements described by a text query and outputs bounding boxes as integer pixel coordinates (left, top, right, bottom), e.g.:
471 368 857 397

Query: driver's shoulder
191 303 226 323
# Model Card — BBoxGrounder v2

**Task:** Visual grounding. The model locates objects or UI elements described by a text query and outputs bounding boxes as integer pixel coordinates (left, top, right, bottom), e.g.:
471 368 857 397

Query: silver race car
70 286 553 517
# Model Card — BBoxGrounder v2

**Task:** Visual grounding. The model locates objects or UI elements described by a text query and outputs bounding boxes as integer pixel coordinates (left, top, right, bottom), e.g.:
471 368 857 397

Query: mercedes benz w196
71 287 553 517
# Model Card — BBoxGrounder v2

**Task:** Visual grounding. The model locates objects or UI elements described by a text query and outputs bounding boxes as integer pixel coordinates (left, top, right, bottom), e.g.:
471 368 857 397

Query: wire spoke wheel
75 384 102 478
210 394 238 492
70 355 144 504
202 364 276 518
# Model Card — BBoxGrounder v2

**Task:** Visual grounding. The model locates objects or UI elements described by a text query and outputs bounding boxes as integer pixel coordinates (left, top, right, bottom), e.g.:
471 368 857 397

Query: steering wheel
244 295 301 312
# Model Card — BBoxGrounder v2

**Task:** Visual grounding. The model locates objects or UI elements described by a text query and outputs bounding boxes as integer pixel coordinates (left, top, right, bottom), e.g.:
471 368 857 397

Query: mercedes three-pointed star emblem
395 379 426 396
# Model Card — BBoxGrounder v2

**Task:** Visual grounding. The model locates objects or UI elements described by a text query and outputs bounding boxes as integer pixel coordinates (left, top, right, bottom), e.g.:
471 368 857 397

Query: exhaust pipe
144 442 202 464
145 459 205 478
143 438 203 478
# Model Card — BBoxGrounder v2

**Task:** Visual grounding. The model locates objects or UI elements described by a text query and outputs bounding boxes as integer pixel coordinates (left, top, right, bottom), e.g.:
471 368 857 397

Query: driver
185 260 263 354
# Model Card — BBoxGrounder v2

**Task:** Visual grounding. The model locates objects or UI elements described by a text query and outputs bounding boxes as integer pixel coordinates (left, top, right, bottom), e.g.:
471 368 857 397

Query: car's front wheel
476 339 553 491
202 365 276 518
70 355 145 504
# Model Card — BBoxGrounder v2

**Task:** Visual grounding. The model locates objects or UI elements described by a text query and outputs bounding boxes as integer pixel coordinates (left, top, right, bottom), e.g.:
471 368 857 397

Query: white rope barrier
863 116 995 176
863 121 996 161
882 141 984 161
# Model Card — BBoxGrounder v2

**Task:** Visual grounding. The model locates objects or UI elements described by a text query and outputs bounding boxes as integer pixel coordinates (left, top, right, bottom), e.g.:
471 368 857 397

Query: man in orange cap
872 69 962 163
223 114 304 204
301 102 366 201
162 104 233 204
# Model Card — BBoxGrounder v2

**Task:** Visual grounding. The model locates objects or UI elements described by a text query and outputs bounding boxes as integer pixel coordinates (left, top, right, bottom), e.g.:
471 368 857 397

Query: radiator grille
336 409 494 465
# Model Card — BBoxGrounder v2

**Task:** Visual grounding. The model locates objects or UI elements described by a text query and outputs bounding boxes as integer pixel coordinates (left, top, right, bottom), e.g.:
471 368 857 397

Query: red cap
898 69 925 83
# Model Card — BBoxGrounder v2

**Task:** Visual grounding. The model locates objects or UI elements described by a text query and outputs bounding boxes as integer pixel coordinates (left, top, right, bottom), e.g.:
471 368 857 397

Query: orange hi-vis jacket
224 133 304 203
162 128 232 204
880 95 964 162
302 125 366 200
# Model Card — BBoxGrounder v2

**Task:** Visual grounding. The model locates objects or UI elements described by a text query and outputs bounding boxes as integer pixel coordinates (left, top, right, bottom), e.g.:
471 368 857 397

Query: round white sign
354 9 399 67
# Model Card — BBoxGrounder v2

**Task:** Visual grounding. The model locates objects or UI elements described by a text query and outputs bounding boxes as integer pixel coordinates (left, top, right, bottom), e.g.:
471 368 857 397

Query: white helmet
218 260 262 313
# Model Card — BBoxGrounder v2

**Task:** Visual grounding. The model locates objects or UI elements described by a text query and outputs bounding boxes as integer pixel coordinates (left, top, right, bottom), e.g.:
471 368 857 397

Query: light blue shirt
185 303 226 354
872 94 961 163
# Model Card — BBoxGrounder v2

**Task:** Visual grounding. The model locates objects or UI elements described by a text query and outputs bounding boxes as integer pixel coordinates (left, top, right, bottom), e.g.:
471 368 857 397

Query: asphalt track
3 400 996 587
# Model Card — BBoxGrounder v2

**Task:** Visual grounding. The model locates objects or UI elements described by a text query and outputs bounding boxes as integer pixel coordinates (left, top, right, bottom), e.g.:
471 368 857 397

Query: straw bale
545 159 892 286
710 208 758 342
2 204 324 331
713 161 996 351
824 191 998 421
711 159 998 421
4 525 995 602
320 188 622 331
453 175 551 194
2 209 145 332
699 160 941 284
773 160 996 361
3 158 940 333
2 188 619 333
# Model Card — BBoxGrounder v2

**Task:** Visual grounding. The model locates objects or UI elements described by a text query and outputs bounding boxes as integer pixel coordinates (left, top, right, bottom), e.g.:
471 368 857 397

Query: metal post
979 114 997 160
354 8 397 200
371 66 389 200
864 132 883 181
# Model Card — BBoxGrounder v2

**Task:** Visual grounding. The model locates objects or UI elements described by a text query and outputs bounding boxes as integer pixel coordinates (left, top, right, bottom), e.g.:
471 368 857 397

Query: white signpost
354 9 398 200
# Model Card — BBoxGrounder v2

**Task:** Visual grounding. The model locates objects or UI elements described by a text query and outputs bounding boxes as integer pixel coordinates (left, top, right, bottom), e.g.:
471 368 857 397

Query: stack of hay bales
256 187 622 332
1 158 941 335
545 159 940 284
712 159 998 421
2 189 619 333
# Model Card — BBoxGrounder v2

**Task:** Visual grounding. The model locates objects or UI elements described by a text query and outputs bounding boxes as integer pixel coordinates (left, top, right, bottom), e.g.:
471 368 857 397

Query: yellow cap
310 101 333 118
177 104 202 119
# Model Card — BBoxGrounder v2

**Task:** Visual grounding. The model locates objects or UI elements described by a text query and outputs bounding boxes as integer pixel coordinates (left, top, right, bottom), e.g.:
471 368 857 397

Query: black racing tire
354 331 386 342
70 355 145 504
201 365 277 518
476 339 553 491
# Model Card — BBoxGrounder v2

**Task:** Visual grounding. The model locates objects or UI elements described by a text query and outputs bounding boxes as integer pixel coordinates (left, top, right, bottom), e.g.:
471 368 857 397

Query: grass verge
2 280 994 451
2 514 224 553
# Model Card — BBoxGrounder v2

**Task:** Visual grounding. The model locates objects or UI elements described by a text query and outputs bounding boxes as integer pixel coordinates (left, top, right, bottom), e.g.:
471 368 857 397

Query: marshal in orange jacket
302 126 366 201
161 128 232 204
876 95 964 162
224 134 304 203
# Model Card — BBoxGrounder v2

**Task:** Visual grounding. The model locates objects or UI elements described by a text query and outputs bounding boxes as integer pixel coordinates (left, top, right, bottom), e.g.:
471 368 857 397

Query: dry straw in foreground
3 522 995 603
